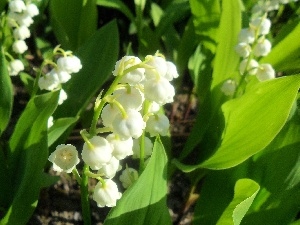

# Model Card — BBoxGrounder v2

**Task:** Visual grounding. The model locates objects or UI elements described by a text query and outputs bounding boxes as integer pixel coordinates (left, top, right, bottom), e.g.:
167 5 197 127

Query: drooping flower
119 167 139 189
145 114 170 137
12 40 28 54
93 179 122 207
106 133 133 160
8 59 24 76
97 156 120 179
57 55 82 74
256 63 275 81
48 144 80 173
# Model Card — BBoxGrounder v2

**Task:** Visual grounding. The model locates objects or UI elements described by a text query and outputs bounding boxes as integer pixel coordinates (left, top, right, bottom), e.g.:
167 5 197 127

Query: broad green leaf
54 21 119 118
0 144 10 211
175 75 300 171
1 91 59 225
261 22 300 71
50 0 97 50
96 0 135 22
217 179 260 225
0 46 13 136
48 117 78 147
210 0 241 91
104 137 171 225
189 0 221 52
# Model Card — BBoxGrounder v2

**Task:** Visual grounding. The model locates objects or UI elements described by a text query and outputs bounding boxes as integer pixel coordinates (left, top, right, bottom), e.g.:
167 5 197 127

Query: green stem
138 131 146 175
81 164 91 225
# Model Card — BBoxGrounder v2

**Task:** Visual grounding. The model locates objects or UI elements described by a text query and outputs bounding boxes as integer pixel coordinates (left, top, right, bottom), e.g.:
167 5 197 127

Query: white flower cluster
38 51 82 105
222 0 295 96
7 0 39 54
49 52 179 208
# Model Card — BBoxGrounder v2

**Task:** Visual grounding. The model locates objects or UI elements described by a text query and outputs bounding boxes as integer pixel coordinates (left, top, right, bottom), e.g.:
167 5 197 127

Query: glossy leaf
50 0 97 50
54 21 119 118
104 137 171 225
1 91 59 225
217 179 260 225
0 46 13 136
261 21 300 72
174 75 300 171
48 117 78 147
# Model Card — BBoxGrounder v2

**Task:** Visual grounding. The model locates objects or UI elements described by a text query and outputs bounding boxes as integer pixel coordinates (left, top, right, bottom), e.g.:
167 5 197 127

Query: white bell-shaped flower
238 28 255 44
256 64 275 81
113 56 145 84
97 156 120 179
112 109 145 139
58 89 68 105
48 144 80 173
113 87 144 111
82 136 113 170
13 25 31 40
8 59 24 76
57 55 82 74
221 79 236 96
250 17 271 35
119 167 139 189
146 114 170 137
101 103 121 128
239 58 259 75
144 55 168 79
164 61 179 81
93 179 122 207
253 37 272 57
38 70 60 91
9 0 26 13
147 101 160 113
12 40 28 54
144 77 175 105
132 136 153 158
235 42 252 58
55 69 71 83
48 116 54 128
16 13 34 27
106 133 133 160
26 3 39 17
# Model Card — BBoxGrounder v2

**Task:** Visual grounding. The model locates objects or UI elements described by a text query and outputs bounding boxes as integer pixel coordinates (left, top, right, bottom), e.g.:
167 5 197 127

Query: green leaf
50 0 97 50
19 72 34 96
175 75 300 171
1 91 59 225
54 21 119 118
48 117 78 147
261 21 300 72
104 137 171 225
217 179 260 225
96 0 135 22
0 46 13 136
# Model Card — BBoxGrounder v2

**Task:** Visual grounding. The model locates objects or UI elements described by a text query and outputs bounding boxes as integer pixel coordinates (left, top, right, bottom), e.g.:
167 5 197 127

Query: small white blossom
144 77 175 105
256 64 275 81
253 37 272 57
221 79 236 96
38 70 60 91
12 40 28 54
165 61 179 81
112 109 146 139
93 179 122 207
13 25 31 40
8 59 24 76
9 0 26 13
113 56 145 84
48 116 54 128
147 101 160 113
58 89 68 105
235 42 252 58
48 144 80 173
101 104 121 128
132 137 153 159
119 167 139 189
239 58 259 75
97 156 120 179
26 3 39 17
145 114 170 137
238 28 255 44
113 87 144 111
82 136 113 170
57 55 82 74
250 17 271 35
16 13 34 27
144 55 168 79
106 133 133 160
55 69 72 83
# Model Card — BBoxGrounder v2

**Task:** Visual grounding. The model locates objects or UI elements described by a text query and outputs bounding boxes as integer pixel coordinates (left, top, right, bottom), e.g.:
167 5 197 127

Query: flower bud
221 79 236 96
13 25 31 40
82 136 113 170
119 167 139 189
57 55 82 74
253 37 272 57
48 144 80 173
238 28 255 44
93 179 122 207
12 40 28 54
239 59 259 75
26 3 39 17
